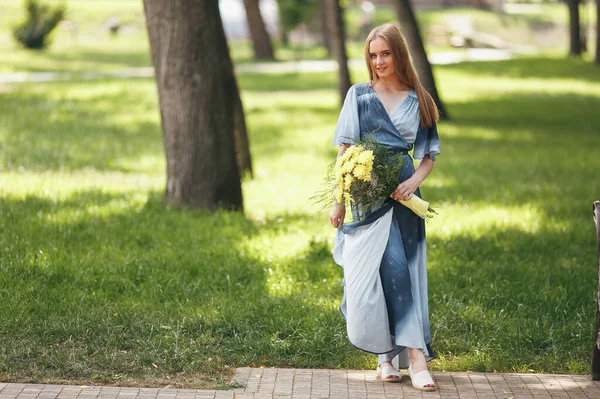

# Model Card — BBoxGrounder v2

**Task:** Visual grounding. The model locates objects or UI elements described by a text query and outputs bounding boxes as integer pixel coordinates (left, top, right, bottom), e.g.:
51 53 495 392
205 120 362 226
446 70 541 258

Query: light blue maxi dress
331 83 440 368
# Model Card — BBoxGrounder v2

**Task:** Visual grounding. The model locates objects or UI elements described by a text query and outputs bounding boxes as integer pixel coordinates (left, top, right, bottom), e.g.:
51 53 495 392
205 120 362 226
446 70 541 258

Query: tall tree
319 0 332 55
143 0 243 211
595 0 600 63
233 89 253 178
566 0 582 56
243 0 275 59
326 0 352 104
392 0 449 119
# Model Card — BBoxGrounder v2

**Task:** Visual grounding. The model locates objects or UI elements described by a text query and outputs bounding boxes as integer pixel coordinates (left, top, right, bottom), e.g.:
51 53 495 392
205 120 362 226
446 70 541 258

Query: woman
329 23 440 391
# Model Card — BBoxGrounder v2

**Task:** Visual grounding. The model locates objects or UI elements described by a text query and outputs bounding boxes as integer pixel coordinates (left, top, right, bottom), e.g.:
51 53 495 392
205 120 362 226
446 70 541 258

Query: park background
1 0 600 390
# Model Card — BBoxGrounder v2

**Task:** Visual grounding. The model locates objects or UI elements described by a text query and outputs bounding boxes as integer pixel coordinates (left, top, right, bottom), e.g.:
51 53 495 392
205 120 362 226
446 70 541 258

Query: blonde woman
329 23 440 391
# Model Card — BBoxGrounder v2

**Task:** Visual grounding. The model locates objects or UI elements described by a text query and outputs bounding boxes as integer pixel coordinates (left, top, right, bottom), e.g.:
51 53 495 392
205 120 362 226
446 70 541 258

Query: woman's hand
392 177 420 201
329 203 346 229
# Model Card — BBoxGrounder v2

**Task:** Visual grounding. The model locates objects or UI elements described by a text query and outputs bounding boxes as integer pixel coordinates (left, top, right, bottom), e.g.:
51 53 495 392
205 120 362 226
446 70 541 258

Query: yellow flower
343 192 353 203
335 187 343 204
344 145 362 162
341 159 356 174
344 174 354 190
356 149 374 166
352 164 372 181
334 166 343 185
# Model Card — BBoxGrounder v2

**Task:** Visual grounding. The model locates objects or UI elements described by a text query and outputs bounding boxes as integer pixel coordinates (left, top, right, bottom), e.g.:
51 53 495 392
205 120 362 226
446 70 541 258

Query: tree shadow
0 189 361 380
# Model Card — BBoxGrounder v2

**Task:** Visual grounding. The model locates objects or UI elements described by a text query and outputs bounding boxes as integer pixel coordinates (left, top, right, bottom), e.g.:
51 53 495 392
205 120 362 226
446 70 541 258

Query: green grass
1 55 600 387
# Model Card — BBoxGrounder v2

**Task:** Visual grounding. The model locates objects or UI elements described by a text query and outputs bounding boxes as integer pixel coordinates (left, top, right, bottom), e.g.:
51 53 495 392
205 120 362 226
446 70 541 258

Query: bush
12 0 66 50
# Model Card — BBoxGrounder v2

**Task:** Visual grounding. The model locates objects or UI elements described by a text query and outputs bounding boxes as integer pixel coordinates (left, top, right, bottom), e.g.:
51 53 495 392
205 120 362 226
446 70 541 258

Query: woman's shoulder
350 82 372 96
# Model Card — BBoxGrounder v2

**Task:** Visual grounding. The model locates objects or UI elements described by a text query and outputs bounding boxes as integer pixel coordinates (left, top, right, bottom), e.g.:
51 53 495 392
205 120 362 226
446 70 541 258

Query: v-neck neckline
369 86 412 119
365 84 412 148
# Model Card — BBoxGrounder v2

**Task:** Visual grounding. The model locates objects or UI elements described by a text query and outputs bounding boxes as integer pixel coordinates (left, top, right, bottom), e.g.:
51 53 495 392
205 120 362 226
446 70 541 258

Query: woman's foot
376 362 401 382
408 348 436 391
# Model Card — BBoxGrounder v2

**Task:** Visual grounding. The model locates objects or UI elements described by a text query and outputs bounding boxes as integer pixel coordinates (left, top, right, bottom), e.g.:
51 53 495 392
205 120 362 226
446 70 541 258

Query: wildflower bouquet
315 137 436 221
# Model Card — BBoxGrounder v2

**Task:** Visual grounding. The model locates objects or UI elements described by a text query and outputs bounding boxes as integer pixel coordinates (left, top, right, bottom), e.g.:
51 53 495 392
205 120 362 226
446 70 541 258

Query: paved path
0 50 513 84
1 368 599 399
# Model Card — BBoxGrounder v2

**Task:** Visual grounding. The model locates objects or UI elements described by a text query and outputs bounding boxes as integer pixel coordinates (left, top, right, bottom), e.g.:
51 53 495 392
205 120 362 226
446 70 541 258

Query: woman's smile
369 36 395 78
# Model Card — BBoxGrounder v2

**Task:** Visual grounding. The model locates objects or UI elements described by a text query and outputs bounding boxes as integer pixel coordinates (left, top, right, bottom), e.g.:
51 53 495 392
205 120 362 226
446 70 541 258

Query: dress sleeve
332 86 360 146
413 122 440 161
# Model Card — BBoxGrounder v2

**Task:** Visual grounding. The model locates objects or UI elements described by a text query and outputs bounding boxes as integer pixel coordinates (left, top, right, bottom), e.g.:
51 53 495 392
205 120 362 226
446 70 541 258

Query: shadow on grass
0 190 358 384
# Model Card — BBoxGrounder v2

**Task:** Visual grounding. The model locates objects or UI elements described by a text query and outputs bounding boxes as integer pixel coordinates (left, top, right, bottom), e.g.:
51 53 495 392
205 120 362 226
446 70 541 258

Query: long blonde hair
364 23 439 127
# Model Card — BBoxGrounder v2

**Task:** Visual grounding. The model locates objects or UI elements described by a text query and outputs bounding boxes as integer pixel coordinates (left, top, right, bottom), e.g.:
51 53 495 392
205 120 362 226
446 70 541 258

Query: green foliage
276 0 319 31
12 0 66 50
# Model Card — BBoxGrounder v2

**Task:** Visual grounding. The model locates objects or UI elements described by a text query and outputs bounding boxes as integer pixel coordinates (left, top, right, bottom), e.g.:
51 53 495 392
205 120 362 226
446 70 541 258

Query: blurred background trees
12 0 66 49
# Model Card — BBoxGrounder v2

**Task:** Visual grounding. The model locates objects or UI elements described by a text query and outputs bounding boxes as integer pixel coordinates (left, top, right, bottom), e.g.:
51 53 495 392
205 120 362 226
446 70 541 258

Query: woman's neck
374 76 410 92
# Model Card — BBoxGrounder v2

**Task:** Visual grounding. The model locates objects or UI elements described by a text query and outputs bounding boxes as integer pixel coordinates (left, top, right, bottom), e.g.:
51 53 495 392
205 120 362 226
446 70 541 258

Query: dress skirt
333 153 434 368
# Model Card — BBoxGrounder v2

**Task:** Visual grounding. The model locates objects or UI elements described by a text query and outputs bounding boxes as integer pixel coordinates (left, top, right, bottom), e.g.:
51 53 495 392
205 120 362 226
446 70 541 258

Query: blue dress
331 83 440 368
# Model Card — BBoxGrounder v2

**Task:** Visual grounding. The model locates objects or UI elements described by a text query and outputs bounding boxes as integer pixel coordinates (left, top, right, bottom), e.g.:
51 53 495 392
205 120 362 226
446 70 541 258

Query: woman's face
369 36 395 80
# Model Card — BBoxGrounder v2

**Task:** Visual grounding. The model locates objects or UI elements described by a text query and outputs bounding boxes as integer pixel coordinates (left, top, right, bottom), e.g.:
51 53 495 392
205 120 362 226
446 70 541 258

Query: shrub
12 0 66 50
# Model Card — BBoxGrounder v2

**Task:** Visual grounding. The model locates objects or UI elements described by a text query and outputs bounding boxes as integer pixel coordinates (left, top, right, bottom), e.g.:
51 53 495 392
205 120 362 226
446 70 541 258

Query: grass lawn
1 53 600 387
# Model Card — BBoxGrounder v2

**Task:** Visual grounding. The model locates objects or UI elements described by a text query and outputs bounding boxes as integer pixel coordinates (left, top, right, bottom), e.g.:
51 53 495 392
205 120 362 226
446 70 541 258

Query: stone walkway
1 368 599 399
0 49 513 85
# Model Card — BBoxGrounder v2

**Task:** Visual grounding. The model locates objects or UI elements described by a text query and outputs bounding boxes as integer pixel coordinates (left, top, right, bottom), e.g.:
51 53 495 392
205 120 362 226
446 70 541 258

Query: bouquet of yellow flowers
315 137 436 221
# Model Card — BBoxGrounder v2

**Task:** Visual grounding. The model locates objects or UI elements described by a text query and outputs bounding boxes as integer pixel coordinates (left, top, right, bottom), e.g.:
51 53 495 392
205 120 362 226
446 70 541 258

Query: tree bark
593 201 600 380
393 0 449 120
319 0 332 55
325 0 352 105
567 0 582 56
143 0 243 211
595 0 600 64
233 88 253 178
243 0 275 59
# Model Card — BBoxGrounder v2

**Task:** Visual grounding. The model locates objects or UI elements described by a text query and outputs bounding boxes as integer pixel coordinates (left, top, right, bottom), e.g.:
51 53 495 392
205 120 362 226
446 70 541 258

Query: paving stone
3 369 600 398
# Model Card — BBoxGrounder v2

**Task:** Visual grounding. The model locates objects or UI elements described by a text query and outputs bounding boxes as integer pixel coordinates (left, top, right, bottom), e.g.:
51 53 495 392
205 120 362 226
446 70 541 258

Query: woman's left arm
391 155 434 201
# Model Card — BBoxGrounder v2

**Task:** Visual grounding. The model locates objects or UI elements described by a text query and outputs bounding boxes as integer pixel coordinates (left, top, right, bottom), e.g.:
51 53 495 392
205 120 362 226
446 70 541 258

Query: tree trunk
596 0 600 64
593 201 600 380
393 0 449 120
233 88 253 178
319 0 332 55
326 0 352 105
243 0 275 59
143 0 243 211
567 0 582 56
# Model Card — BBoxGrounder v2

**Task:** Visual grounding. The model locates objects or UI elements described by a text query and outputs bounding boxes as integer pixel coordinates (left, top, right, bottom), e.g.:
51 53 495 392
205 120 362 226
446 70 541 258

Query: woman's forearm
411 155 434 186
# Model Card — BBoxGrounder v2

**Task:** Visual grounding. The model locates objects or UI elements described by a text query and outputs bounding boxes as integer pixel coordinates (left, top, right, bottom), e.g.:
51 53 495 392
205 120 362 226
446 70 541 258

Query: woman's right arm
329 144 351 229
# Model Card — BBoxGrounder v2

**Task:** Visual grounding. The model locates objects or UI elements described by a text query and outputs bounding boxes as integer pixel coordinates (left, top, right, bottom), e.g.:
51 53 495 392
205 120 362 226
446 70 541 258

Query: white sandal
377 363 401 383
408 364 436 391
